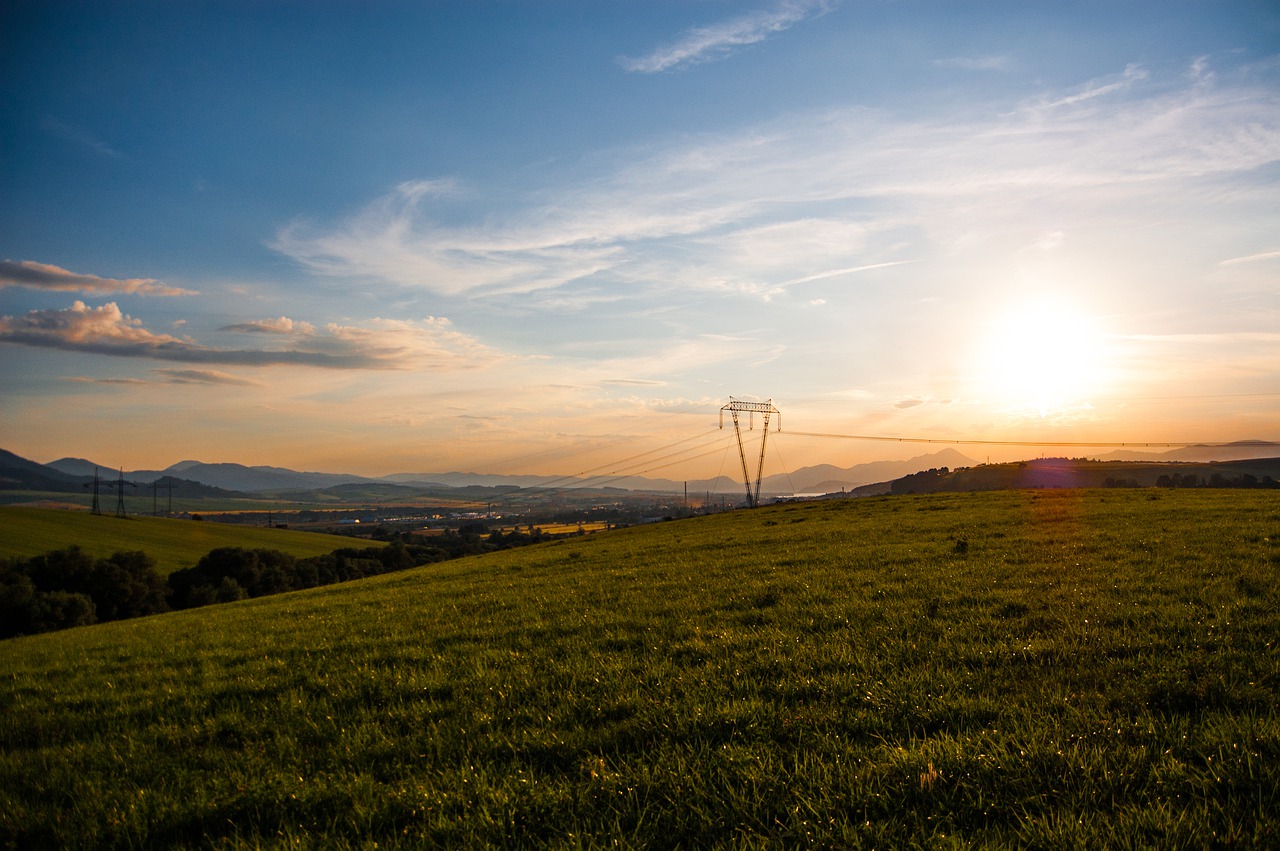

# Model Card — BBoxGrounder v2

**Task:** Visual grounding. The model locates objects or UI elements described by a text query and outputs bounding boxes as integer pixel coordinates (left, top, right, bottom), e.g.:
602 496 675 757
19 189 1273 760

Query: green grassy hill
1 489 1278 848
0 506 378 574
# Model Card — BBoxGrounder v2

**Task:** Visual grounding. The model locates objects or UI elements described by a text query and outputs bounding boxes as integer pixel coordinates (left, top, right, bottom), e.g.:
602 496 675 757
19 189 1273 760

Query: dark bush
0 547 164 637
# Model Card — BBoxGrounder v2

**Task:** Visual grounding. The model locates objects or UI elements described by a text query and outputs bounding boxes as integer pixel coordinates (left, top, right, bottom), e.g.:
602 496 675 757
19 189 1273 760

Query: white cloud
1036 63 1149 110
273 181 624 297
1220 250 1280 266
619 0 833 73
273 63 1280 309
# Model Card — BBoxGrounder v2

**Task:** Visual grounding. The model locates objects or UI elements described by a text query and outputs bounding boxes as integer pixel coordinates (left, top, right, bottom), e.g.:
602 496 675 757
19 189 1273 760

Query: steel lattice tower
719 397 781 508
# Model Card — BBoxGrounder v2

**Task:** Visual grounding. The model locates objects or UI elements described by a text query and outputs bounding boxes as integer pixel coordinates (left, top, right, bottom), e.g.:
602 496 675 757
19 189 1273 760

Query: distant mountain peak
46 457 115 476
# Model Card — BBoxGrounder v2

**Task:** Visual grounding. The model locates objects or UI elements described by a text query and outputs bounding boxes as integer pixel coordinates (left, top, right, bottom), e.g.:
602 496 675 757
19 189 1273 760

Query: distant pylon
719 397 781 508
115 468 127 518
88 467 102 515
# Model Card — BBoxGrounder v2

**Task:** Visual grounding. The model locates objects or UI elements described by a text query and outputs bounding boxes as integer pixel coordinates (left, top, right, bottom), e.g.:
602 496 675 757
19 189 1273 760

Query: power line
784 431 1263 449
488 430 732 504
453 410 701 477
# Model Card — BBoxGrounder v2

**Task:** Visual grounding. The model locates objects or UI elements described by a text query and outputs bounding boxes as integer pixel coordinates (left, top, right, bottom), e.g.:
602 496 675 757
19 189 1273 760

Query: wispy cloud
777 260 921 288
619 0 832 73
41 117 127 160
0 302 505 370
273 180 622 297
1220 250 1280 266
219 316 317 334
274 62 1280 306
602 378 667 387
1036 63 1149 110
1 259 196 297
66 369 264 387
155 368 264 385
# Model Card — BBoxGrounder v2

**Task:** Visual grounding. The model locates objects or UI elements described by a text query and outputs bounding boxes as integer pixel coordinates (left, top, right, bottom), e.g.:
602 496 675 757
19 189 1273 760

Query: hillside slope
1 489 1277 847
0 507 378 574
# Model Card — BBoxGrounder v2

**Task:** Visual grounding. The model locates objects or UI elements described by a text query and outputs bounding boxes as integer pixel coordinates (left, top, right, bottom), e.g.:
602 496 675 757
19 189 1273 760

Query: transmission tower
85 467 102 515
104 468 137 518
719 397 781 508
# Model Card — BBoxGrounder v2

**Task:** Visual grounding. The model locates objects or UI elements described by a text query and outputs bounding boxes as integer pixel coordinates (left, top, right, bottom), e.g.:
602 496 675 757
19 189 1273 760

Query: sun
978 301 1105 418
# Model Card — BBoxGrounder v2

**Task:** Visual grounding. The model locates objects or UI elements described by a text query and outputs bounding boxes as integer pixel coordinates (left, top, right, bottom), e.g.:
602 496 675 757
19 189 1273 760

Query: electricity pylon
719 397 780 508
84 466 135 516
107 468 136 518
85 467 102 515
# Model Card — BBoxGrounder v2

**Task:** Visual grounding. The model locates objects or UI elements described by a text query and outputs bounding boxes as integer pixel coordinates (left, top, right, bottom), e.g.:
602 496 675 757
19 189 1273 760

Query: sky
2 0 1279 480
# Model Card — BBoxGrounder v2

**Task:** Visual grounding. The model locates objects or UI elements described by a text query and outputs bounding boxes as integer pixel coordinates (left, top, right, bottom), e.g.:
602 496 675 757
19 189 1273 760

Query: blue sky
2 1 1278 477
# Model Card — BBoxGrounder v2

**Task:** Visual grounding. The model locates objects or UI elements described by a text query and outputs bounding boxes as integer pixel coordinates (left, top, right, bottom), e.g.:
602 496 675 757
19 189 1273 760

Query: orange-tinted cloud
0 259 195 297
0 302 505 371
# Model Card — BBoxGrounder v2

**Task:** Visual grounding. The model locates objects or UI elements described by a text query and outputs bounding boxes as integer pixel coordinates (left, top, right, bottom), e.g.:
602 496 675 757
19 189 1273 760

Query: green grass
0 506 379 575
2 489 1278 848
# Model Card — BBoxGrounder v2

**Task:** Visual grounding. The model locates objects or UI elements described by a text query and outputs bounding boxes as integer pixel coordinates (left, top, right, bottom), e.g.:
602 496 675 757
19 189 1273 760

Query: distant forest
889 458 1280 495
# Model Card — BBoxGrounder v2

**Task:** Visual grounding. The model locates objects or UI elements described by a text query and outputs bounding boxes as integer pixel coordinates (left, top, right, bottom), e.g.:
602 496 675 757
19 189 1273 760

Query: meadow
1 488 1277 848
0 507 378 575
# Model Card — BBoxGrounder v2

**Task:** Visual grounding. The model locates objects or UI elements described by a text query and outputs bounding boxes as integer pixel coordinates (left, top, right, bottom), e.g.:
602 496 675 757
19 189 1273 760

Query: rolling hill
0 489 1276 847
0 506 379 574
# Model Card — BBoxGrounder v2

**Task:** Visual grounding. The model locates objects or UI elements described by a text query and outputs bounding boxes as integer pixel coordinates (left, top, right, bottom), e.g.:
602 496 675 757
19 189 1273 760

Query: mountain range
5 440 1277 498
16 448 985 496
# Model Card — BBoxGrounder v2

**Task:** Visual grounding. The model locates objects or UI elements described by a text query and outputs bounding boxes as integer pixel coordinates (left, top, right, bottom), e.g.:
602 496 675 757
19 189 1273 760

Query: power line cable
454 410 701 477
784 431 1265 449
489 430 731 504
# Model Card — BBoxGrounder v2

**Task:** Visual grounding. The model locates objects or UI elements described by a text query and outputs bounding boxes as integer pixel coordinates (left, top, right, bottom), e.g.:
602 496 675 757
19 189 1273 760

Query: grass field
1 488 1278 847
0 506 379 575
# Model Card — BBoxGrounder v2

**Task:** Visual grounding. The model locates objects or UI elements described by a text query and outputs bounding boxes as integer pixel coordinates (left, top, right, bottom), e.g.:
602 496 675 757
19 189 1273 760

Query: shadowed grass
1 489 1278 847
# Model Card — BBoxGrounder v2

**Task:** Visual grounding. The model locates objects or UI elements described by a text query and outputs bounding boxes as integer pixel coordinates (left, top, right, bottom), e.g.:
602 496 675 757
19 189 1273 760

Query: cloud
65 369 264 387
603 378 667 387
219 316 317 335
1220 250 1280 266
154 369 265 386
895 397 926 409
273 180 622 297
0 302 505 370
619 0 832 73
1036 63 1149 110
0 259 195 296
777 260 920 288
274 62 1280 303
41 117 126 160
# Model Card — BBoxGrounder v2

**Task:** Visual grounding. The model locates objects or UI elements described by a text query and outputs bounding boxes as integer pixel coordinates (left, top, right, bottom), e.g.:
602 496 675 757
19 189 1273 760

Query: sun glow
979 301 1106 418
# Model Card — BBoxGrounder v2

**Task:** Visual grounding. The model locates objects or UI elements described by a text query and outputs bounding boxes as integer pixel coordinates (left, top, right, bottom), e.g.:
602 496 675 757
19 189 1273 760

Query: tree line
0 524 547 639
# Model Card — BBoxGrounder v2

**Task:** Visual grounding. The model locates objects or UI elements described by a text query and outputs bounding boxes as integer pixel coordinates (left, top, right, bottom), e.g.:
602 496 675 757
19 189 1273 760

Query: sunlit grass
0 506 377 575
1 489 1277 847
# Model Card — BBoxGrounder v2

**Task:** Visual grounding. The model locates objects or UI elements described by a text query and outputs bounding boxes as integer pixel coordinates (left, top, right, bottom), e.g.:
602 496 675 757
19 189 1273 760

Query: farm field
491 522 611 534
0 506 378 575
1 488 1278 847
